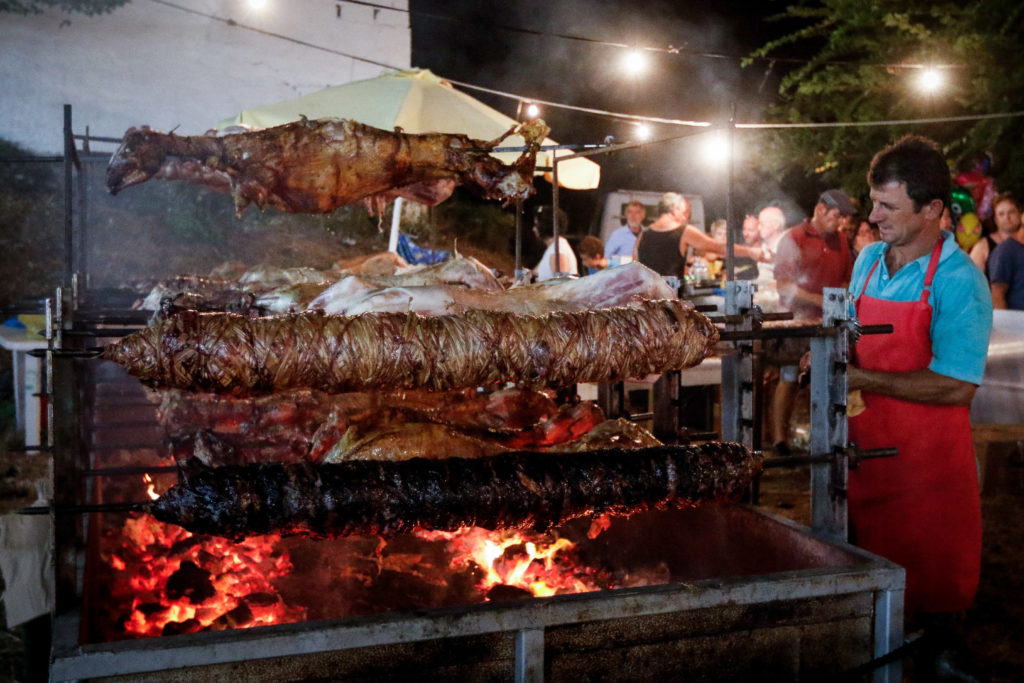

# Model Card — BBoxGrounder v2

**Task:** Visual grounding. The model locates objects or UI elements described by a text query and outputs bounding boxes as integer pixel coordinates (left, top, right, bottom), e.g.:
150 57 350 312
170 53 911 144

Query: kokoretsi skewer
150 443 761 539
102 299 719 395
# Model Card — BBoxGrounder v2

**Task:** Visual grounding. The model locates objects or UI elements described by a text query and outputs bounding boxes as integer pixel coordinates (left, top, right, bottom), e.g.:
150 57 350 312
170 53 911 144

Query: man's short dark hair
534 205 569 238
868 135 951 211
578 235 604 258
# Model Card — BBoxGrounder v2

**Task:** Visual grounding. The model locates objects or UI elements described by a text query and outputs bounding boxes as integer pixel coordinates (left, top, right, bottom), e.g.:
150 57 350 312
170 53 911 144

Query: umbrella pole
514 200 525 282
552 156 561 276
388 197 404 254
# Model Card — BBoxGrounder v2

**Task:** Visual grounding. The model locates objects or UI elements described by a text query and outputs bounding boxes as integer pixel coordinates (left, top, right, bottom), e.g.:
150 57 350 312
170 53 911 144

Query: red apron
848 237 981 616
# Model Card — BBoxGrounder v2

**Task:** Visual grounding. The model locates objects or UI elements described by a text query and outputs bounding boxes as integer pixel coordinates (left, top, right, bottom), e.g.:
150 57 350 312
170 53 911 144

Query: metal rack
19 109 906 682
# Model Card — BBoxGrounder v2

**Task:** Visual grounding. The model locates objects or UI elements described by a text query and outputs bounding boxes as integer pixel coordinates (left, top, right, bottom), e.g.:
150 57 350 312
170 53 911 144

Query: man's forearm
776 279 823 311
847 366 977 405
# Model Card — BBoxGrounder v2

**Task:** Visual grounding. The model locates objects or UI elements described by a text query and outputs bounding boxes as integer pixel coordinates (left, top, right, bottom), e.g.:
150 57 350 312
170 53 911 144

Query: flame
104 514 305 638
418 527 609 598
142 473 159 501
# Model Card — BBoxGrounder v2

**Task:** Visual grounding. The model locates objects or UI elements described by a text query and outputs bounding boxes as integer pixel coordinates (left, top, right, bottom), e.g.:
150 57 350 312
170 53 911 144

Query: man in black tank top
634 192 765 284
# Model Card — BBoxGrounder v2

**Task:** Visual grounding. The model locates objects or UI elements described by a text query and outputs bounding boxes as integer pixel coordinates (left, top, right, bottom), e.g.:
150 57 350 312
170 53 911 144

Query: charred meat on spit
151 443 761 539
106 118 549 215
103 299 719 395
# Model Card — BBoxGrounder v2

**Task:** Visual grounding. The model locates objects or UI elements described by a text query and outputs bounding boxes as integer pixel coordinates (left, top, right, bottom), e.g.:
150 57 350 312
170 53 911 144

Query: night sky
409 0 807 230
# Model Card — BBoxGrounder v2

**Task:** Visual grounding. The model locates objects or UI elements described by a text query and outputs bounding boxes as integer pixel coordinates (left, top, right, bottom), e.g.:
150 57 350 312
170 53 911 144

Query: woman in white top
532 205 577 281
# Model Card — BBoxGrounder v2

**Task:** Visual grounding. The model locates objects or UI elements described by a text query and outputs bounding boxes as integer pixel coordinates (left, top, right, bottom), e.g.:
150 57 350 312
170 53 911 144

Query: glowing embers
106 514 305 638
418 524 613 599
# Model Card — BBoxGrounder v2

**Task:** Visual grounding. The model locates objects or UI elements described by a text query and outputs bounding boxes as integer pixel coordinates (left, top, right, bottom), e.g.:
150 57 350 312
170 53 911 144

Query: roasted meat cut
106 117 549 215
150 443 761 539
311 261 676 316
102 300 719 394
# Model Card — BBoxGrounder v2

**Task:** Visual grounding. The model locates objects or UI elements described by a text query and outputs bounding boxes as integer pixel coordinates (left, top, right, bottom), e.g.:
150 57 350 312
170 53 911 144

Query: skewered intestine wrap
103 299 719 395
150 443 761 539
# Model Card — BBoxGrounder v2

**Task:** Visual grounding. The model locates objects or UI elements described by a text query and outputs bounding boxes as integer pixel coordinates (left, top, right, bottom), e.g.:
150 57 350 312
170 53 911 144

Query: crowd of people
525 135 1003 678
529 170 1023 315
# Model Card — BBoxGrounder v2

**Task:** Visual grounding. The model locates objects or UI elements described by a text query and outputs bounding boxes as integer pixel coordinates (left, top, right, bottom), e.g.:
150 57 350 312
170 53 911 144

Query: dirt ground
758 422 1024 682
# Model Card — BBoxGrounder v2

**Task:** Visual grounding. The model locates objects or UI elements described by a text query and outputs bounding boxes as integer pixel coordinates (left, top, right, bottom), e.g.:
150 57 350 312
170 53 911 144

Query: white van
598 189 706 244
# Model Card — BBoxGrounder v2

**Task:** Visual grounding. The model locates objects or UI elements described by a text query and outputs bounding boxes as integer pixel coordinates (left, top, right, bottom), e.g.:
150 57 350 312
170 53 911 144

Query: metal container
51 502 903 682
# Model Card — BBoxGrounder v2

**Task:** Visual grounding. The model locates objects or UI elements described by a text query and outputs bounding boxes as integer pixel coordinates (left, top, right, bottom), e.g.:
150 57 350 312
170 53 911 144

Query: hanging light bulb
917 67 945 94
247 0 268 10
700 131 732 167
526 103 541 119
634 123 652 141
623 49 647 76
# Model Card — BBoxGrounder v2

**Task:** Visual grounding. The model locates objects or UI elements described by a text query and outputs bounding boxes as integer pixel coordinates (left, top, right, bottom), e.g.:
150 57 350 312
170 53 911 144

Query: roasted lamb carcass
106 117 550 216
102 299 719 395
150 443 762 539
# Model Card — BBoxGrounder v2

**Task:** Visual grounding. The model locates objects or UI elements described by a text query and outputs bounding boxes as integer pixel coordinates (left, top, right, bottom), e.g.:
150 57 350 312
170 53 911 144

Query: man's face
868 181 928 247
671 200 690 224
742 215 760 244
993 199 1022 235
815 204 844 234
625 204 645 230
758 207 784 239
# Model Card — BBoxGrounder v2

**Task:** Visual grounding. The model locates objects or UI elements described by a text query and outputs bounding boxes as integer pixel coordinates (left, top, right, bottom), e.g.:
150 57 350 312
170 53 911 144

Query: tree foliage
0 0 128 14
748 0 1024 199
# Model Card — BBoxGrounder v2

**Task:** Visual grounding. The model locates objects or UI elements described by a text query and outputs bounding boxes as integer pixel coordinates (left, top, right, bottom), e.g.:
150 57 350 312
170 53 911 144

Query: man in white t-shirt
532 205 577 281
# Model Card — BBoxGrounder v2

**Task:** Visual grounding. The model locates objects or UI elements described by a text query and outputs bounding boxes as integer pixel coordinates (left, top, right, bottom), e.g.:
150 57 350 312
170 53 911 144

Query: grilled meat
313 262 676 316
106 118 549 215
103 299 718 395
315 401 605 462
150 443 761 539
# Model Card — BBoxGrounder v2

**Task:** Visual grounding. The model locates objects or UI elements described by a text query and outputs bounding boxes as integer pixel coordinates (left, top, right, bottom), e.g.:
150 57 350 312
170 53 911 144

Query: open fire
417 526 611 599
100 477 612 639
106 513 305 637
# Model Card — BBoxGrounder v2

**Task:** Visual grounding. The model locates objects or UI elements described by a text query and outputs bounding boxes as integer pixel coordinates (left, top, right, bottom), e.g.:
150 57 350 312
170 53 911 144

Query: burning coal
105 513 305 638
417 526 612 599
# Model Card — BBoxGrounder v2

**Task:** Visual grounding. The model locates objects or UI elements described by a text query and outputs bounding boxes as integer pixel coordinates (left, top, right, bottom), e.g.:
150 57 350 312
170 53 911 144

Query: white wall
0 0 410 154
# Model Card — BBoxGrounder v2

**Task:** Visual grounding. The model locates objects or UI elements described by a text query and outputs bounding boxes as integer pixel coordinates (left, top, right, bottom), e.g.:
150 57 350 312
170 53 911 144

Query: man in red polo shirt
770 189 856 455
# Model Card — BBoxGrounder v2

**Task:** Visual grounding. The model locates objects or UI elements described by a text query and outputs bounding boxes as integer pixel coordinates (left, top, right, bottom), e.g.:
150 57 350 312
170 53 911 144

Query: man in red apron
847 136 992 668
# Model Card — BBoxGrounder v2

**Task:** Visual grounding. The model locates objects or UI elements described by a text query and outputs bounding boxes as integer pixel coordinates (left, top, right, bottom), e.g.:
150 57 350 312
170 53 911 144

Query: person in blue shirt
987 197 1024 309
846 135 992 675
604 200 646 265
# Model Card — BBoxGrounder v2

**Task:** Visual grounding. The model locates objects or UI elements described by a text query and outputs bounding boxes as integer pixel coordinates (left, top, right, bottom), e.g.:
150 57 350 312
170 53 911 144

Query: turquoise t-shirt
848 231 993 385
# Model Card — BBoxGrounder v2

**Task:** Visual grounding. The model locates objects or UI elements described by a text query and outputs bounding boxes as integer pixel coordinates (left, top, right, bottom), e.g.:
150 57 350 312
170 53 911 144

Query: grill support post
720 280 757 449
809 287 853 541
514 627 545 683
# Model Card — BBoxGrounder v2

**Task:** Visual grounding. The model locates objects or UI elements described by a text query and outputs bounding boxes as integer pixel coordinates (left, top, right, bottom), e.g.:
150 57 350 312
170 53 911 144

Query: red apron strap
862 255 883 296
920 236 945 303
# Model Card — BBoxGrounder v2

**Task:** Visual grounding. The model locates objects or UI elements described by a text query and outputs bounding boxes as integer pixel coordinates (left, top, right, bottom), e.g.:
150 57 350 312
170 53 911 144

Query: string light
634 123 652 140
623 49 647 76
917 67 945 94
247 0 268 9
526 103 540 119
700 131 731 166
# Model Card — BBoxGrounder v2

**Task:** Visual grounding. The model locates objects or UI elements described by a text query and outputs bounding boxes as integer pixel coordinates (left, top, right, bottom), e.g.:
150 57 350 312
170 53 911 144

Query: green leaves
751 0 1024 196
